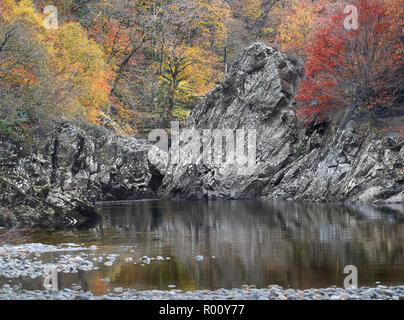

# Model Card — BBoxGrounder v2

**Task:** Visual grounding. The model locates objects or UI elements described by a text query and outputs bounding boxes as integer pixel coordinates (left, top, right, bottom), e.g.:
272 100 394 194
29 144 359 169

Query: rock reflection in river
2 200 404 296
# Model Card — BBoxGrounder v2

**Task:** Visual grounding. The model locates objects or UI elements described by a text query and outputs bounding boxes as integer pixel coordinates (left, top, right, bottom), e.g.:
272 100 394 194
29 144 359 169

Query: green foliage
0 119 31 145
172 107 191 123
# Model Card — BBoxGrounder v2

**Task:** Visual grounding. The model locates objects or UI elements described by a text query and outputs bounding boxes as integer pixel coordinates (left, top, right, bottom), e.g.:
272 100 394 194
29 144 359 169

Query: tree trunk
224 38 228 75
338 101 359 133
110 46 138 98
161 88 175 128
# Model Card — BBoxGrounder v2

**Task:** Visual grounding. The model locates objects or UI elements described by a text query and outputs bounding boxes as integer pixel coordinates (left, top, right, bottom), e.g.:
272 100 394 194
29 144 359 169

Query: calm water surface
2 200 404 296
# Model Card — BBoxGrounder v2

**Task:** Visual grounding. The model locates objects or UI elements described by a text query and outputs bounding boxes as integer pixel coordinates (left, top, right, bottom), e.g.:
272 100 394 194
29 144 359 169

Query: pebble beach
1 243 403 300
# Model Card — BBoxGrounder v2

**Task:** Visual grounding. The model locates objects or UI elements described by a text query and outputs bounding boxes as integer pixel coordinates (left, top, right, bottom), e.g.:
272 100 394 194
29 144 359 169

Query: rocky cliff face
263 122 404 203
1 43 402 227
155 43 302 199
0 121 157 227
156 43 404 204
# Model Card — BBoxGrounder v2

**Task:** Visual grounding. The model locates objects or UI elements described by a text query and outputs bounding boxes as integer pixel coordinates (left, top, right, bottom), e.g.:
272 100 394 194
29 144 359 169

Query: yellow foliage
1 0 112 124
181 46 222 97
277 0 317 55
49 23 111 123
154 0 231 117
242 0 283 41
194 0 231 48
277 0 335 56
2 0 44 27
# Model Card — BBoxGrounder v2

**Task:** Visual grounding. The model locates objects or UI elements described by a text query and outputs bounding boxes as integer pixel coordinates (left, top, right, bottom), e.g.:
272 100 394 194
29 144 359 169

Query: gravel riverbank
1 243 403 300
1 285 404 300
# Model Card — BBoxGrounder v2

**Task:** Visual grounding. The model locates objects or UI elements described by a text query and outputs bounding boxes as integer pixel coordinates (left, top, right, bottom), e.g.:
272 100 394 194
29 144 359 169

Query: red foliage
296 0 403 123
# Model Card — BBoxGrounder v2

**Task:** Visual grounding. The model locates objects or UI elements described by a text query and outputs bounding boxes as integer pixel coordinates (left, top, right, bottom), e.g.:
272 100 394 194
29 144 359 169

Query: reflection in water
4 201 404 295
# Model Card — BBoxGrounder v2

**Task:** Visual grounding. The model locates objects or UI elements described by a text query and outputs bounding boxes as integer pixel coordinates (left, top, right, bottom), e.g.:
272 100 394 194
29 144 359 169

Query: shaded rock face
156 43 404 204
0 121 156 227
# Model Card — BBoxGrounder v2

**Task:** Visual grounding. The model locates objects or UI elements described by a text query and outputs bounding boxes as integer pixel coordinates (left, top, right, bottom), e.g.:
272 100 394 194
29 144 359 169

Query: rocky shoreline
1 285 403 300
0 242 403 301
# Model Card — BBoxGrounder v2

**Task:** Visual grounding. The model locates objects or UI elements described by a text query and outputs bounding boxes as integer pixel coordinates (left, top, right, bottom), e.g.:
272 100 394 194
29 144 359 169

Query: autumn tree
228 0 283 42
49 22 112 123
277 0 318 56
4 0 400 137
0 0 111 134
68 0 231 130
296 0 403 126
0 0 54 137
151 0 231 126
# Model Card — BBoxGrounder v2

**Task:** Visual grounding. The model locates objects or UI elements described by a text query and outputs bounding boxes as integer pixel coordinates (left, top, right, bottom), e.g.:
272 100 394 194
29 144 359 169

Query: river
0 200 403 296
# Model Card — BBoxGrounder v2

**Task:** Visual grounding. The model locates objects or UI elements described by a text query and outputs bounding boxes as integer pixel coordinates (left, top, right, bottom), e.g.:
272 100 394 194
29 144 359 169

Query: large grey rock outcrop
156 43 404 204
156 43 301 199
0 121 156 227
